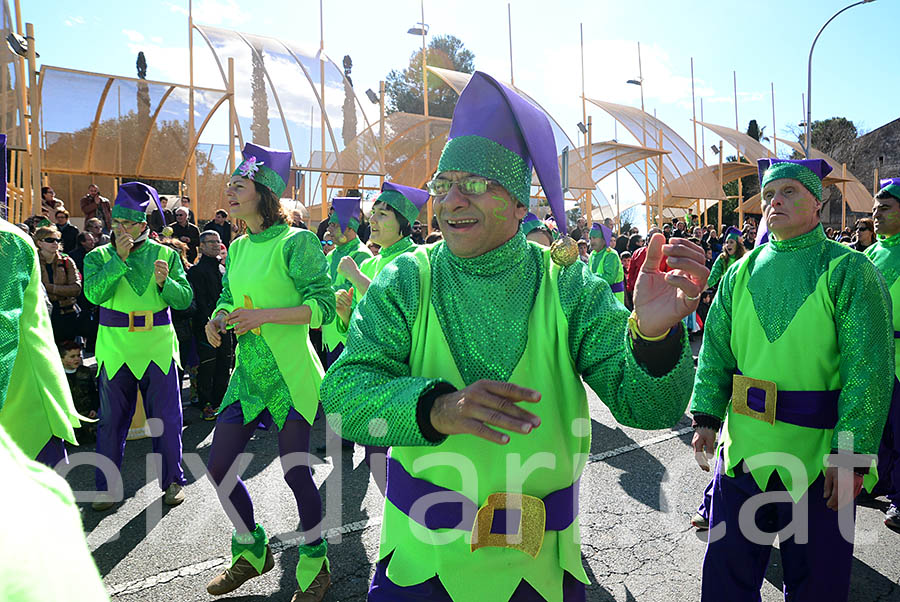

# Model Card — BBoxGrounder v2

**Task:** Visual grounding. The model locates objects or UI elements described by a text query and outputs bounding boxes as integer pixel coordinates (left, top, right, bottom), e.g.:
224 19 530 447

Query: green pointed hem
231 524 269 574
295 540 329 592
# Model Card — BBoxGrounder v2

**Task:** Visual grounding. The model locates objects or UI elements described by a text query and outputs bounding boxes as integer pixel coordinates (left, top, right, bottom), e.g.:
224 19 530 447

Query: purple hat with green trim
436 71 567 235
725 226 742 241
329 197 362 233
589 222 614 246
232 142 292 198
111 182 165 223
378 181 429 225
520 212 543 236
757 158 832 201
878 178 900 202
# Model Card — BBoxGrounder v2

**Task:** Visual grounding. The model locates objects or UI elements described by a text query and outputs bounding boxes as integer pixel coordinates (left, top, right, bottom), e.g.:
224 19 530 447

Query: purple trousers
95 361 186 491
368 554 586 601
874 378 900 504
35 436 68 469
702 459 855 602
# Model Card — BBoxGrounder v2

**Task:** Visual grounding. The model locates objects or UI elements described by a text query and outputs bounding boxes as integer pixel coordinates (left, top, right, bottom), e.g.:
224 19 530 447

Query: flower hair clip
237 156 265 179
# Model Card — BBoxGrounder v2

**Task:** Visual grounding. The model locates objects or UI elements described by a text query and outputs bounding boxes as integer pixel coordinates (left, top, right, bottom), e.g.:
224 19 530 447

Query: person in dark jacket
187 230 233 420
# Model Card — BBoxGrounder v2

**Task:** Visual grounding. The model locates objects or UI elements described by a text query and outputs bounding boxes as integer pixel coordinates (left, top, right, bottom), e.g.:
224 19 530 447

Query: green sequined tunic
322 237 372 352
215 224 335 428
866 232 900 376
691 225 894 496
321 230 695 445
706 252 737 289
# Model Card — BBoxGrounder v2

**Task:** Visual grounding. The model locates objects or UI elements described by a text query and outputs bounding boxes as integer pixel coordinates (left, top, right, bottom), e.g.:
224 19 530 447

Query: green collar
335 237 362 253
379 237 415 260
878 231 900 248
445 231 527 277
770 224 826 252
247 222 289 243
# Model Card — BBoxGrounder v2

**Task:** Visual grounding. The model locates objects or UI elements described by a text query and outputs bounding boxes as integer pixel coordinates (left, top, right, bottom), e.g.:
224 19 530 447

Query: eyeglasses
856 226 871 232
42 237 61 243
426 175 499 197
321 240 334 247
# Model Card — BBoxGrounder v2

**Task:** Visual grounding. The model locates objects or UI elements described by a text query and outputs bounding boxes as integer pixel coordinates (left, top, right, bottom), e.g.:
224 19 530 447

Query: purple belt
386 456 578 534
610 281 625 293
736 370 839 429
99 307 172 331
894 331 900 338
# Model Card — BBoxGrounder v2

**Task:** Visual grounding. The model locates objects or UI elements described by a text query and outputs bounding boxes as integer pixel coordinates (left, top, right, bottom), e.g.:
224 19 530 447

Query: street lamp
407 0 430 118
365 88 380 105
805 0 876 157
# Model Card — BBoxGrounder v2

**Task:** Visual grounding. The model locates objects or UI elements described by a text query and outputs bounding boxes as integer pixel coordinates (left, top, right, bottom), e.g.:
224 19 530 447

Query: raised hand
633 234 709 337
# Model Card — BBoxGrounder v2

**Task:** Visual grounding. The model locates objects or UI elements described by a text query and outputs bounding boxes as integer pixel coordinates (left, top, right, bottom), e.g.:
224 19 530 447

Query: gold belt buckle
731 374 777 425
470 492 545 559
128 310 154 332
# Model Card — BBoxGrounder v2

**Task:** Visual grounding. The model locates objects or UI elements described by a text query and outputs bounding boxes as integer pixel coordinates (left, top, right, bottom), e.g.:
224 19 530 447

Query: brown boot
206 545 274 596
290 564 331 601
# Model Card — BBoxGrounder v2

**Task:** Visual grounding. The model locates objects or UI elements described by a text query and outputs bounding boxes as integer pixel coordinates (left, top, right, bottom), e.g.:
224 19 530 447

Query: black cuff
692 413 722 431
416 381 456 443
828 449 872 476
631 322 685 377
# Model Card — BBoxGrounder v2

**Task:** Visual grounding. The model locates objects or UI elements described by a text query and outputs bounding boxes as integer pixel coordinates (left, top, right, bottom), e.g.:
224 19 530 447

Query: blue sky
29 0 900 216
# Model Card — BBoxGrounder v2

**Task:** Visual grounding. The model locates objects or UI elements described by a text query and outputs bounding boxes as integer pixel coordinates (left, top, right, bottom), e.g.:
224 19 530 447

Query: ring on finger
685 292 701 302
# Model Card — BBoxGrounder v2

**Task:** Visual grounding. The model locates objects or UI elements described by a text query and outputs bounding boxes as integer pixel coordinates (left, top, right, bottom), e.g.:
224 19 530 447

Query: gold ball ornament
161 226 174 238
550 235 579 267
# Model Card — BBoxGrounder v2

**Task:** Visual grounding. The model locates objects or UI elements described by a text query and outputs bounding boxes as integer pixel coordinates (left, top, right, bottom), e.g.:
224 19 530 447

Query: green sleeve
707 254 726 288
83 248 127 305
282 229 336 329
559 262 694 429
828 252 894 454
320 253 452 447
213 251 235 318
602 252 623 286
0 233 32 411
158 247 193 310
688 262 737 421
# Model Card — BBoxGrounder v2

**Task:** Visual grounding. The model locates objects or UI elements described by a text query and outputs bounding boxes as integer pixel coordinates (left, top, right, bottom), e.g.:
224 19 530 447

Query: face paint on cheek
491 195 509 222
792 200 813 213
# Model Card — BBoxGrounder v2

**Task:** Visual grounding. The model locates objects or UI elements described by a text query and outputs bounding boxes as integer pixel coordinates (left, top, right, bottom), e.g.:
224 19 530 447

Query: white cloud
122 29 145 43
64 16 85 27
151 36 164 44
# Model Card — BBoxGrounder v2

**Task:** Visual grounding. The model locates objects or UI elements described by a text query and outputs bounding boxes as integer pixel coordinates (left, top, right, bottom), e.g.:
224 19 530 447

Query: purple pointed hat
879 178 900 201
233 142 292 198
329 197 362 233
0 134 6 210
589 222 614 246
437 71 567 235
725 226 742 241
379 181 429 225
111 182 165 223
757 158 832 201
520 212 543 236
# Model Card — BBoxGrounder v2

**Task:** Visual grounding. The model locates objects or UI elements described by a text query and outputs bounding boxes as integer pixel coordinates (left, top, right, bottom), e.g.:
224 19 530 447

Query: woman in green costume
203 143 335 602
705 226 744 289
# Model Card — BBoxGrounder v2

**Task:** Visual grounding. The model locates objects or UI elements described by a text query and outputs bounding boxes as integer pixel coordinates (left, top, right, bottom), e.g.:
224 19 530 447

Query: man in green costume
84 182 194 511
867 177 900 529
321 196 372 366
320 71 708 602
690 158 894 600
587 222 624 304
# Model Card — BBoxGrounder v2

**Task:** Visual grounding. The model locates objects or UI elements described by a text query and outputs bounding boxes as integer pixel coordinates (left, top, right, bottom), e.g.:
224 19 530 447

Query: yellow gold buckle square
128 310 154 332
470 492 545 559
731 374 777 425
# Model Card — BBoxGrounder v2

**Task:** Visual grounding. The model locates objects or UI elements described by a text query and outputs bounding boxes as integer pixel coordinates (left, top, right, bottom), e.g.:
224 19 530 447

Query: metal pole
421 0 428 118
656 130 663 224
227 58 235 174
718 139 723 230
841 163 847 231
580 23 586 127
701 98 707 226
638 42 650 230
806 1 873 159
691 57 700 228
586 116 592 222
26 22 40 216
379 80 386 187
614 122 620 232
189 0 198 218
771 82 777 157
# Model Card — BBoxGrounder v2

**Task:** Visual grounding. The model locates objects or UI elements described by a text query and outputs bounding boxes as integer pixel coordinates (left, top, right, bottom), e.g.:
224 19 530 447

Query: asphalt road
66 346 900 602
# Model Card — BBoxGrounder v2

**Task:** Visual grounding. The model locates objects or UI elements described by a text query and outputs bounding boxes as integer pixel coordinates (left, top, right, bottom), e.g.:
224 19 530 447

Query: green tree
791 117 857 156
385 34 475 118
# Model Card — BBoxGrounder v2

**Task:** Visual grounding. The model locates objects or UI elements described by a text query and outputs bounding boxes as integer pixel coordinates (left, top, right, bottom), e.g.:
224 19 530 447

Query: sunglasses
321 240 334 247
426 175 499 197
42 237 61 243
856 226 871 232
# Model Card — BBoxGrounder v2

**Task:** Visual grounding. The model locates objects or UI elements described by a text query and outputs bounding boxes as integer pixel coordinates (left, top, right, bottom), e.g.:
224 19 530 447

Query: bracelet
628 311 671 342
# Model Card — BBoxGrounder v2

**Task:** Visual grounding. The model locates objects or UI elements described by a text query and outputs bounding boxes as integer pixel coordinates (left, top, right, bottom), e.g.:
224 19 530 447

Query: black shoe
885 504 900 530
